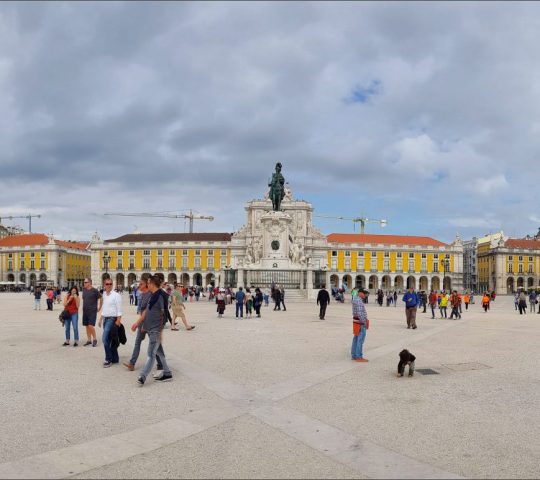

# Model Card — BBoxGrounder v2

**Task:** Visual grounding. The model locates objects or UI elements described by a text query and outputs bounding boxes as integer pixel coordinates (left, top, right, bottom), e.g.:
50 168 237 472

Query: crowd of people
27 276 529 386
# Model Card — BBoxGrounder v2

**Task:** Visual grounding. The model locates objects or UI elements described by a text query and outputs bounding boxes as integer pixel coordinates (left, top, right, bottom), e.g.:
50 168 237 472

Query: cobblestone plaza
0 293 538 479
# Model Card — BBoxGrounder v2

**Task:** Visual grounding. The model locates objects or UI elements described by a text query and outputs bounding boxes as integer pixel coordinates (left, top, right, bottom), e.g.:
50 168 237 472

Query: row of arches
7 273 48 285
329 274 451 292
506 276 537 293
102 272 216 288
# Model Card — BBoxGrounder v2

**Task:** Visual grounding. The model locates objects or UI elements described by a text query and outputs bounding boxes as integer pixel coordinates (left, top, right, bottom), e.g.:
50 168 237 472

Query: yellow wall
101 248 231 271
328 248 455 274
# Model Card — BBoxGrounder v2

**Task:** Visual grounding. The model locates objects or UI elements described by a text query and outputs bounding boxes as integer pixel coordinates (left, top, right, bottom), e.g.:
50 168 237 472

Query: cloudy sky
1 1 539 242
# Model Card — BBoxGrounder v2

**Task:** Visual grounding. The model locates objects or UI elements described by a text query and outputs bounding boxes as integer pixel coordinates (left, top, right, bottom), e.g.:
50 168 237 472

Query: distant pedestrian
216 289 226 318
63 286 80 347
273 286 282 311
99 278 123 367
420 291 427 313
263 289 270 307
171 283 194 331
82 278 102 347
463 293 470 310
254 288 263 318
46 287 54 310
393 291 397 307
449 291 462 319
245 288 254 318
33 287 42 310
529 291 537 313
518 291 527 315
279 286 287 311
317 284 330 320
351 291 369 362
439 292 448 318
514 292 519 311
235 287 245 318
428 290 437 319
402 286 419 329
482 292 490 312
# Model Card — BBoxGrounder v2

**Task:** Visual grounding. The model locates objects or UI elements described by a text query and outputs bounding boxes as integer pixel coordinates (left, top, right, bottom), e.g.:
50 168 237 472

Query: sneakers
62 342 69 346
73 342 78 347
137 376 145 387
92 340 98 347
123 363 135 371
154 373 173 382
412 326 417 329
355 358 369 362
83 341 92 347
103 361 112 368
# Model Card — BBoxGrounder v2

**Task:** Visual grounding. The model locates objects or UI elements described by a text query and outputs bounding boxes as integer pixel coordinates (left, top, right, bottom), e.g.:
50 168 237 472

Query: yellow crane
313 214 387 234
103 210 214 233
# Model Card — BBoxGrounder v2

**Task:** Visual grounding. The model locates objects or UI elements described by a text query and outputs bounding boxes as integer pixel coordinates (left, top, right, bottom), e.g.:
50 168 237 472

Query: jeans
46 299 53 310
530 302 536 313
65 313 79 341
450 307 461 319
34 299 41 310
351 326 367 359
102 317 119 363
440 306 447 318
319 303 327 319
236 302 244 317
430 304 436 318
139 331 171 380
129 327 145 365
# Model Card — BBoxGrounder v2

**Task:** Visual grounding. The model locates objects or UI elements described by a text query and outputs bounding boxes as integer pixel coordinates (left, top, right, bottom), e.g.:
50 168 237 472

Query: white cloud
0 2 539 241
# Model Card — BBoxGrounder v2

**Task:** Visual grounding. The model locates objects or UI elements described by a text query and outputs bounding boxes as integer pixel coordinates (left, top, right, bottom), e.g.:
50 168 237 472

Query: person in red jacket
428 290 437 319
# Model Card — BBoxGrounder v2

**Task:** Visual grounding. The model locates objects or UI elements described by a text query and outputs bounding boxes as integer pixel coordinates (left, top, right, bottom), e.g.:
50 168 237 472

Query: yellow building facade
325 233 463 292
477 233 540 294
90 233 232 288
0 234 90 288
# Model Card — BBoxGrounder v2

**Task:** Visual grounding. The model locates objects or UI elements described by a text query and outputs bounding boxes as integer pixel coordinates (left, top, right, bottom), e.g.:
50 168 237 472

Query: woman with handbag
63 286 81 346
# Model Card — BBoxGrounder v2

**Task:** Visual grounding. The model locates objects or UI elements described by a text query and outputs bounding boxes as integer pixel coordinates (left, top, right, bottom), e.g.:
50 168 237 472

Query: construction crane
0 214 42 233
313 214 387 234
103 210 214 233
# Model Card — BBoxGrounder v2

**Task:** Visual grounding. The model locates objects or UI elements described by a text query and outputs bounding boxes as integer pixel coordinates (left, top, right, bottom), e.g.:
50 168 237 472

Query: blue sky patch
345 79 382 104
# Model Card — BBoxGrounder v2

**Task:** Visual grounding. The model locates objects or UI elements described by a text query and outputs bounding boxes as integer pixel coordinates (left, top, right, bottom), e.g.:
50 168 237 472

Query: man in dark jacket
316 284 330 320
273 286 282 311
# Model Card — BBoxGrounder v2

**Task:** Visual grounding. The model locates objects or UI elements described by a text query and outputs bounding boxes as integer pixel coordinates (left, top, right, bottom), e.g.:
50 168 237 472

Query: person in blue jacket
402 286 419 329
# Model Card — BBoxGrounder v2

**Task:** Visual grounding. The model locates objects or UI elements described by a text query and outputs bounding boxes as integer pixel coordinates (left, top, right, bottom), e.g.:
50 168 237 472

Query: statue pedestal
259 211 294 269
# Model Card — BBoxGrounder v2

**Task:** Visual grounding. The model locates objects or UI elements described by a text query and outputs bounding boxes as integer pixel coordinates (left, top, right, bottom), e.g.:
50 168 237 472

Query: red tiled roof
0 233 49 247
327 233 447 247
0 234 89 251
55 240 89 251
505 238 540 250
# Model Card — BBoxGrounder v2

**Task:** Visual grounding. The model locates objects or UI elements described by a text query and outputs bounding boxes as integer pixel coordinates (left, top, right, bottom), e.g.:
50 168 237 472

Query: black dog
397 349 416 377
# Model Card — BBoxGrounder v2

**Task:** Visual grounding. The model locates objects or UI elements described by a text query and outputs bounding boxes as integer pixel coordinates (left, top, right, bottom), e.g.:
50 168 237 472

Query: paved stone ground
0 293 539 479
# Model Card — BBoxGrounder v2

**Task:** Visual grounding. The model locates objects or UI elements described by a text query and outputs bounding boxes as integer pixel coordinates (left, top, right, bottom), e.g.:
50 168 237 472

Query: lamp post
443 259 450 292
103 253 111 279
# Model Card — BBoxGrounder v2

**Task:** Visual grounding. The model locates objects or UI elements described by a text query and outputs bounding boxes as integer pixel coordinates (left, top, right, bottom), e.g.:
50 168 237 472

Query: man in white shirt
98 278 123 367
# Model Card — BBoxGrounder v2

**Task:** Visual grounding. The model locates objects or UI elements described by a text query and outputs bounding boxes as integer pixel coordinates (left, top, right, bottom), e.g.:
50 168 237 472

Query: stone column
307 269 313 299
238 269 245 288
246 269 252 288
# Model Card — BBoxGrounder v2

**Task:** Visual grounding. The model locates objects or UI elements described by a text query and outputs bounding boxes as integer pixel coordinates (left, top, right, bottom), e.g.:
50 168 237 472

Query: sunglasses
105 283 113 286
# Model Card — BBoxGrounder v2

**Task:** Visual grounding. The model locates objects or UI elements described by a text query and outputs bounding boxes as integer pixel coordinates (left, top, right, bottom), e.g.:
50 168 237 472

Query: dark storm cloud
1 1 540 240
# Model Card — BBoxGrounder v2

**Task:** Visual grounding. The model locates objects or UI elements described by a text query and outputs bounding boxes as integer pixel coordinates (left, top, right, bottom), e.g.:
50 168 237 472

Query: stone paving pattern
0 293 538 479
